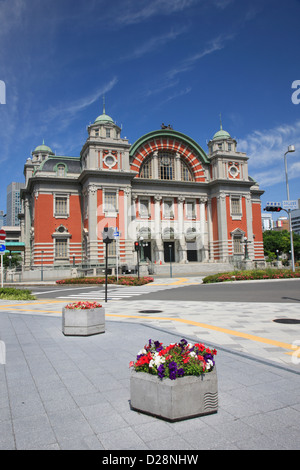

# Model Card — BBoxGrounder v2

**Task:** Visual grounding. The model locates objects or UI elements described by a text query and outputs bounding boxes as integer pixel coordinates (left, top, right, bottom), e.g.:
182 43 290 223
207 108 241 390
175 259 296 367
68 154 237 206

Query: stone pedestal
130 368 218 422
62 307 105 336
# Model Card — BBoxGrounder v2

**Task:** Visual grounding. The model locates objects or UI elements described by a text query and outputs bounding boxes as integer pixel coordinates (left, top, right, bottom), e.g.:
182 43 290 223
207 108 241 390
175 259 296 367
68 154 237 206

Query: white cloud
121 28 186 61
44 78 118 127
240 120 300 187
0 0 26 41
114 0 199 26
167 34 235 79
239 120 300 167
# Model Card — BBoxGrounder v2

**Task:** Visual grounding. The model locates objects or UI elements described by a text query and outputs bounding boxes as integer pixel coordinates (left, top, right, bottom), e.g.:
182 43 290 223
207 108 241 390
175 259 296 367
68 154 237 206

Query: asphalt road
133 279 300 303
29 279 300 303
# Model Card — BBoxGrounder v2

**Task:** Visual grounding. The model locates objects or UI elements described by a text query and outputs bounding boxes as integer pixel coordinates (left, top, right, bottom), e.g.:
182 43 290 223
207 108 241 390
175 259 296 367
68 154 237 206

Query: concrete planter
130 368 218 422
62 307 105 336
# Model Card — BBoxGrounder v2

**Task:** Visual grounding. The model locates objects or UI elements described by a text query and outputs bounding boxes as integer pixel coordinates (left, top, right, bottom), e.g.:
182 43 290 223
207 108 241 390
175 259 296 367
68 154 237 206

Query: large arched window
140 157 152 179
138 151 195 181
159 151 174 180
181 160 194 182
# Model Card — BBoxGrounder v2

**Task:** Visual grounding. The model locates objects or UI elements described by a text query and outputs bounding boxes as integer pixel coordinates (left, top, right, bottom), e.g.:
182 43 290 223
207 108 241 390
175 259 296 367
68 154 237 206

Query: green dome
94 112 114 124
33 141 54 154
212 129 231 141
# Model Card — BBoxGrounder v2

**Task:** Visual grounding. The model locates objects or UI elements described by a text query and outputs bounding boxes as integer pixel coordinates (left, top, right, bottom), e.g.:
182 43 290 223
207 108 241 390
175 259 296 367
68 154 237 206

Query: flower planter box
130 368 218 422
62 306 105 336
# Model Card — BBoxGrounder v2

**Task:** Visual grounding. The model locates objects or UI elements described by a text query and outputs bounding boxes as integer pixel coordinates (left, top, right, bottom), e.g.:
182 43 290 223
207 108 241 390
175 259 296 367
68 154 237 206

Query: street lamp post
284 145 296 272
41 250 44 281
169 244 173 278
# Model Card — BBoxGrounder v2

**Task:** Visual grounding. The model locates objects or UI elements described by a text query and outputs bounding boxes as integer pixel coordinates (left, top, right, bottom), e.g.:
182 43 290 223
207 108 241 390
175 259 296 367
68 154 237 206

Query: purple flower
168 361 178 380
158 364 165 379
154 341 163 352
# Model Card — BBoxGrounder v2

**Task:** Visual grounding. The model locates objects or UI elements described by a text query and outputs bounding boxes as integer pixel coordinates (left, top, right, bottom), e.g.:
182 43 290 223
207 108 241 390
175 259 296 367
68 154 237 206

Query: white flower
138 348 147 356
153 352 165 366
206 359 213 371
189 351 196 357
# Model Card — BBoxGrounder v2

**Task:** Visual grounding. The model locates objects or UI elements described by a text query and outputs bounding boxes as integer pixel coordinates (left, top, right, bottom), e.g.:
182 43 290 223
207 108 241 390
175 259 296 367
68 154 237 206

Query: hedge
202 269 300 284
0 287 36 300
56 276 154 286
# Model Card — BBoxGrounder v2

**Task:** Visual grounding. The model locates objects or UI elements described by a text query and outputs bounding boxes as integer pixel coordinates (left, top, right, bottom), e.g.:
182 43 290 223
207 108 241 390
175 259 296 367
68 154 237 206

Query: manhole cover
273 318 300 324
139 310 163 314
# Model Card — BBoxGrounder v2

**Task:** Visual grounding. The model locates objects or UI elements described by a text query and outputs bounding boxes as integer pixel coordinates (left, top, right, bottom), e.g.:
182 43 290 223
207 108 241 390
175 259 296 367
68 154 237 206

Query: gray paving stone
1 291 300 450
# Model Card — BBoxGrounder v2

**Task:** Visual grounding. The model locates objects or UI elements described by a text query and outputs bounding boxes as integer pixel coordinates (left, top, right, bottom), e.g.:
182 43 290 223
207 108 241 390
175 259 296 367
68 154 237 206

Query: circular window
104 155 116 168
229 165 238 178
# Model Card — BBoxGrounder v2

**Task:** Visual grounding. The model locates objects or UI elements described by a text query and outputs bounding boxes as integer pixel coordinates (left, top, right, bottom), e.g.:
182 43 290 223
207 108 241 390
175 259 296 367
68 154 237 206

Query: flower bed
130 338 217 380
202 268 300 284
130 339 218 421
64 301 102 310
62 301 105 336
56 276 154 286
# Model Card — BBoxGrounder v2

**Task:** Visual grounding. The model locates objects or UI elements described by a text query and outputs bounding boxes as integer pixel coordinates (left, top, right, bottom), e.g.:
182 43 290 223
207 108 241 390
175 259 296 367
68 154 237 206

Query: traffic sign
0 229 6 241
0 245 5 252
266 201 281 207
114 229 120 238
282 200 298 210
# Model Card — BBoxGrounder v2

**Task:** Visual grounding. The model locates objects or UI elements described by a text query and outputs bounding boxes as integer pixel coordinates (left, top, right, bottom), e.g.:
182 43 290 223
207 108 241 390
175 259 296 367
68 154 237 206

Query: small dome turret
32 140 54 155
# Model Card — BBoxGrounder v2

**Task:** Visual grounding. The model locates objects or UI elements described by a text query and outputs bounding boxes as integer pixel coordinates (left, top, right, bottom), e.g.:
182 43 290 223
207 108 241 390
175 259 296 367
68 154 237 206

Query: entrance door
142 242 152 261
186 241 198 262
164 241 175 262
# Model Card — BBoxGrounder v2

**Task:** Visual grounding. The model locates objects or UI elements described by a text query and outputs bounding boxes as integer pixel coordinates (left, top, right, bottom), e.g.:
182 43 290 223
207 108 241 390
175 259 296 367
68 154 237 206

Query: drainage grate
139 310 163 314
273 318 300 324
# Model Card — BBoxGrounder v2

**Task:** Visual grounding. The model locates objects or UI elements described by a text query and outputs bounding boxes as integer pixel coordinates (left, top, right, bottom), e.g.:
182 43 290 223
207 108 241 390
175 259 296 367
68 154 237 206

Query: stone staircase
140 261 235 276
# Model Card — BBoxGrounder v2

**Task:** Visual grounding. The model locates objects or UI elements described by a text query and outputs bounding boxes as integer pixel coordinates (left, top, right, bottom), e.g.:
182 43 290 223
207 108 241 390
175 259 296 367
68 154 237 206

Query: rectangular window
163 200 174 218
107 240 116 256
139 199 149 217
186 200 196 219
55 196 68 217
233 236 243 254
55 238 68 258
231 197 241 216
106 128 111 138
104 191 117 212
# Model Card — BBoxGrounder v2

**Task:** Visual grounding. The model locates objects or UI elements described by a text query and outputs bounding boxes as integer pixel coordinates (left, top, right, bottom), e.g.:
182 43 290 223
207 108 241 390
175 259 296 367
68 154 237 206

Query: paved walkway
0 277 300 450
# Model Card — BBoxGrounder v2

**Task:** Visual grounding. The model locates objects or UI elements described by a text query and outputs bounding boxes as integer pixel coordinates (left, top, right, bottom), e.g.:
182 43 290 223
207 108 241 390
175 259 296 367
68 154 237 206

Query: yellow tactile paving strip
1 299 298 357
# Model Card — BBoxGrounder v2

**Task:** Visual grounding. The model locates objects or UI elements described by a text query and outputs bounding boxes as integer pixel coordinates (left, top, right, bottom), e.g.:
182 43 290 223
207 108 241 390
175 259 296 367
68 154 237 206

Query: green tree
263 230 300 260
2 253 22 268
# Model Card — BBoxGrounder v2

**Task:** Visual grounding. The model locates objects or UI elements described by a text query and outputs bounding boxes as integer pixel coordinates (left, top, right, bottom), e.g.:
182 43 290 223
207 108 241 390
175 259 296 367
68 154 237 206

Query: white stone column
175 152 181 180
207 198 214 261
200 197 208 261
177 196 187 263
153 151 159 179
154 195 163 263
88 184 98 262
217 192 228 262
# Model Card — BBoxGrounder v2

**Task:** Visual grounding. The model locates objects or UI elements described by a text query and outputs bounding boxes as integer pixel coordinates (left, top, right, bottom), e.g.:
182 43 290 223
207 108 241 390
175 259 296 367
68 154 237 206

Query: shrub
56 276 154 286
202 268 300 284
0 287 36 300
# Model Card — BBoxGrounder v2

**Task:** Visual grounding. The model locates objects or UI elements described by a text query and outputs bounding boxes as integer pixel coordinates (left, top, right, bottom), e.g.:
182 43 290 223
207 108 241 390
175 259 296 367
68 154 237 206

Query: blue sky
0 0 300 221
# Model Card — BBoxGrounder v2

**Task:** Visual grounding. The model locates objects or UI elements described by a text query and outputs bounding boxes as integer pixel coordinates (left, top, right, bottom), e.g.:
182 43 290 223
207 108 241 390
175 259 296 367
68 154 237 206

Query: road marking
32 286 100 295
105 313 297 352
1 301 297 353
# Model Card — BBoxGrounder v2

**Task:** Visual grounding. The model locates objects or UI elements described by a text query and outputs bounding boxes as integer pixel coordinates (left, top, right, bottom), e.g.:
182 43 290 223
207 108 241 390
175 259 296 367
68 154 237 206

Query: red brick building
20 109 264 271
